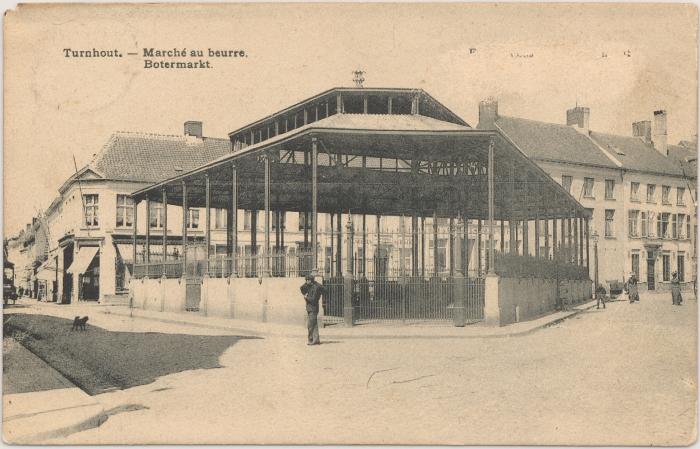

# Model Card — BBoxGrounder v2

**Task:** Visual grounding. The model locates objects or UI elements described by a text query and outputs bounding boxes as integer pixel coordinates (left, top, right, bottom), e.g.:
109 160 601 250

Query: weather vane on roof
352 69 365 88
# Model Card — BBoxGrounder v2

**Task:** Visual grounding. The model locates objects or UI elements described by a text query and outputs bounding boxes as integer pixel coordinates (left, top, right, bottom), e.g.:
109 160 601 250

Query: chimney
652 110 668 156
184 121 203 139
566 106 590 134
478 98 498 129
632 120 652 143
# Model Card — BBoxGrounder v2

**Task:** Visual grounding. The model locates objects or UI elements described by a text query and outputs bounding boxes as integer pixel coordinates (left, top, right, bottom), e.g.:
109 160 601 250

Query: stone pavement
2 339 107 444
46 293 696 445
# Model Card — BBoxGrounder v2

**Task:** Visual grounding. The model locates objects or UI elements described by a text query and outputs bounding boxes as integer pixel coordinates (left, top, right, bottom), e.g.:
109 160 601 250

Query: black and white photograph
2 3 697 445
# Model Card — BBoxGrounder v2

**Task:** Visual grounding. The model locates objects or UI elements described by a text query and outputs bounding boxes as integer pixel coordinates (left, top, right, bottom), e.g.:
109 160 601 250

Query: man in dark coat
300 274 325 345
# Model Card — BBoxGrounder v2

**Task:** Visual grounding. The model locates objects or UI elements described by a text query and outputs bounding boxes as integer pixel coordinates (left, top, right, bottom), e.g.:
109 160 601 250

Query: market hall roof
132 116 591 220
228 87 469 146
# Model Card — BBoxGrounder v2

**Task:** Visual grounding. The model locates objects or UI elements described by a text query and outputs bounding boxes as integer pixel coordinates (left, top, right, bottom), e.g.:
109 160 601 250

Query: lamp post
591 230 599 292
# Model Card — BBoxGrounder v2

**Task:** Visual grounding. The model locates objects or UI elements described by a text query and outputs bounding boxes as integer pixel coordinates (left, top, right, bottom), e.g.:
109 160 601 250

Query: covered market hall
129 87 592 327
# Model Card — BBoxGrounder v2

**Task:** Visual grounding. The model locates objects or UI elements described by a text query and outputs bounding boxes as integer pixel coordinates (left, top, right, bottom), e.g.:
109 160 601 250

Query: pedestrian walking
595 285 607 309
300 274 325 345
671 272 683 306
627 273 640 303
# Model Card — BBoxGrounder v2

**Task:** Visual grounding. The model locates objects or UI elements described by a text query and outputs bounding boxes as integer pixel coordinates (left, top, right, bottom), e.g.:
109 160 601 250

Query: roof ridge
113 130 230 141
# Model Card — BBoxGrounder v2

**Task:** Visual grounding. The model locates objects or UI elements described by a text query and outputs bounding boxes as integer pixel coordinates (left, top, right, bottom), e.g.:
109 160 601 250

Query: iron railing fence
132 251 315 279
321 273 485 326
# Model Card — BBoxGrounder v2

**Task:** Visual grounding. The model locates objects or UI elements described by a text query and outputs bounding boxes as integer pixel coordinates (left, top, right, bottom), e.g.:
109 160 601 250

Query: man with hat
300 274 325 345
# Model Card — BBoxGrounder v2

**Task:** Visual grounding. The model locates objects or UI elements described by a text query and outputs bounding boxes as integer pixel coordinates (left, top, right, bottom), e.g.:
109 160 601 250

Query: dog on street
71 316 89 331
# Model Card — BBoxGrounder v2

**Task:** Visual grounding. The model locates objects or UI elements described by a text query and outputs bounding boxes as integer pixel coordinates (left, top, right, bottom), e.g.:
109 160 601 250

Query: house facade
478 101 697 291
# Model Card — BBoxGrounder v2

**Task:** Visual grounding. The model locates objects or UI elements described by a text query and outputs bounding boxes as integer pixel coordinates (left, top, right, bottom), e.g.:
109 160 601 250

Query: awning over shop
66 246 99 275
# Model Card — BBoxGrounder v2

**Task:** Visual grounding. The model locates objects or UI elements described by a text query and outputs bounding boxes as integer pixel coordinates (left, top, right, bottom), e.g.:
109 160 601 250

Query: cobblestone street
23 293 697 445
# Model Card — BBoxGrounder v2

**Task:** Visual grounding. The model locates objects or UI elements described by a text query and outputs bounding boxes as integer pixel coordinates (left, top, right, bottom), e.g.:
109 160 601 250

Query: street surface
6 293 697 445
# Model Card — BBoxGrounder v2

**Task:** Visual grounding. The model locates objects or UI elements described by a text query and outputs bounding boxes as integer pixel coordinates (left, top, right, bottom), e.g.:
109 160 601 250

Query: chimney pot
184 121 203 139
652 110 668 156
566 106 590 133
478 98 498 130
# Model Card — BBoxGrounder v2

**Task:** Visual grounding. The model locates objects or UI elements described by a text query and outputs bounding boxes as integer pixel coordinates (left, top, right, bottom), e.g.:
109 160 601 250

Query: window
298 212 312 231
671 214 678 239
628 210 639 237
215 209 227 229
116 195 134 227
657 213 670 239
272 212 286 230
583 178 595 198
187 209 199 229
677 255 685 282
678 215 686 239
561 175 572 193
630 182 640 202
604 209 615 237
244 210 252 231
677 187 686 206
83 194 99 227
641 211 648 237
605 179 615 199
662 254 671 282
631 253 640 279
149 203 164 229
662 185 671 205
647 184 656 203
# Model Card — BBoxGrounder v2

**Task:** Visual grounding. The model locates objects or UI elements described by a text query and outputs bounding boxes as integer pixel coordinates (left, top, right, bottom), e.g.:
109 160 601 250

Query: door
647 258 655 290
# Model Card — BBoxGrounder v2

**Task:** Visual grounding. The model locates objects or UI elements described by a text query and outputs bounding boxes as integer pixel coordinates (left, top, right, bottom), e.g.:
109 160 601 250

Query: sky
4 3 698 237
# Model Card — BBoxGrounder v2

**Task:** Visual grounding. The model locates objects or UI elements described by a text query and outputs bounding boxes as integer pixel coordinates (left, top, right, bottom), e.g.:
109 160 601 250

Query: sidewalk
97 300 599 339
2 340 107 444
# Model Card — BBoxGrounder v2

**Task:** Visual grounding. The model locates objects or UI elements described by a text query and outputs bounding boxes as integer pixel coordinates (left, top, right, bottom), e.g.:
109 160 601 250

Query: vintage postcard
2 2 698 445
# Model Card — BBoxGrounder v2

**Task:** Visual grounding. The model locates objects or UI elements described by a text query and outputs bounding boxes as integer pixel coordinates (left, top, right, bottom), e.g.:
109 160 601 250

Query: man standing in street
300 274 325 345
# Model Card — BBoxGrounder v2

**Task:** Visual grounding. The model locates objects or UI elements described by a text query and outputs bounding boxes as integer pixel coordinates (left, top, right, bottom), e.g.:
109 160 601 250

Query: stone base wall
485 275 592 326
131 276 308 326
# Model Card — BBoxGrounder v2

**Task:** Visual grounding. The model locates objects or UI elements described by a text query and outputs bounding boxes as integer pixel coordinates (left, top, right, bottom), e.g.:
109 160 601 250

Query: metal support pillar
251 209 257 275
585 218 591 276
453 218 466 326
264 155 271 276
145 198 151 269
552 217 558 261
421 216 426 277
433 212 439 275
205 173 211 275
412 212 419 276
311 138 318 274
231 163 238 276
523 219 529 257
488 136 495 274
500 220 505 254
573 214 579 265
579 217 584 266
449 217 455 275
477 219 482 275
343 216 355 326
544 216 550 259
132 198 139 268
362 214 367 277
336 211 342 274
534 215 540 259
